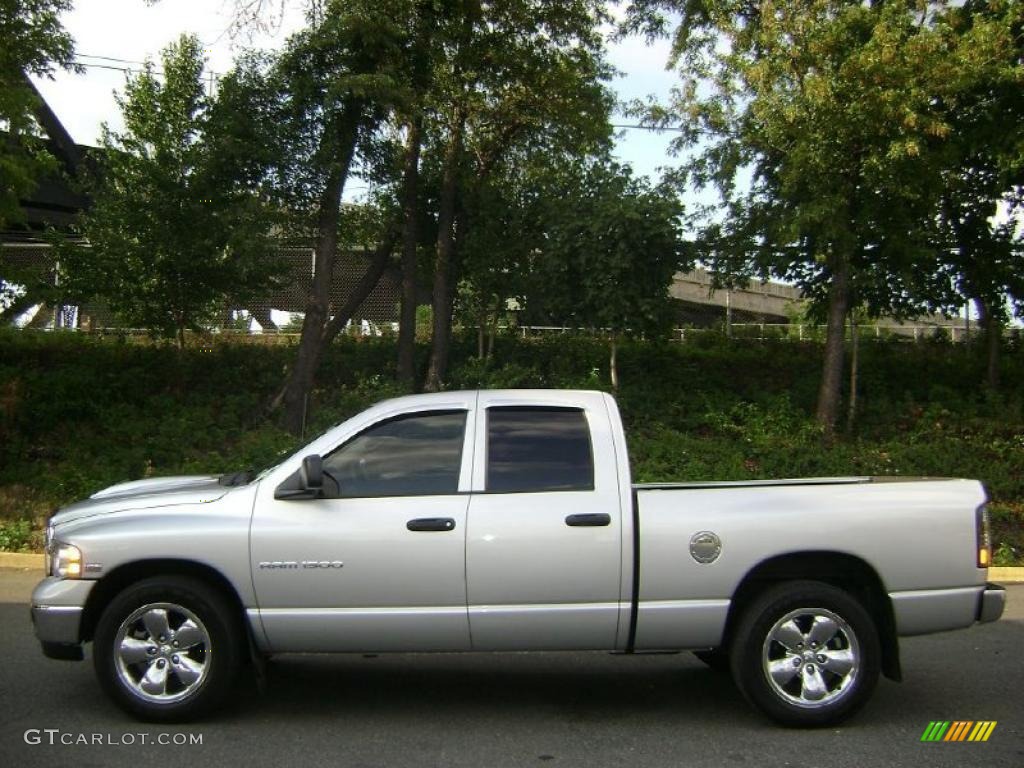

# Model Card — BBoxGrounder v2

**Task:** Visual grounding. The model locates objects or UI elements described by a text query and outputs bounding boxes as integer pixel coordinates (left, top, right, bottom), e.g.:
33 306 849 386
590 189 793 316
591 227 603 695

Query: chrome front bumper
30 577 96 660
977 582 1006 624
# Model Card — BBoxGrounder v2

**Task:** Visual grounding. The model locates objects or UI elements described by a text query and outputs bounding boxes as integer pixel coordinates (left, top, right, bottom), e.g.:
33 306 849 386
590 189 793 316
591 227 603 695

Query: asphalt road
0 568 1021 768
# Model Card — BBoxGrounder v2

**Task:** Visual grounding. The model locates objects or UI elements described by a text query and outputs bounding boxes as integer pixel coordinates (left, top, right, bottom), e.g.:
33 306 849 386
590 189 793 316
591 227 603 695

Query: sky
31 0 681 188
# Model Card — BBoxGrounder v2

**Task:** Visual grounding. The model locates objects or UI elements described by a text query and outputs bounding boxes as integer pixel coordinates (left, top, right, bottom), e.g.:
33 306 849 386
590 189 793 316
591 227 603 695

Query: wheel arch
79 559 249 644
722 550 901 681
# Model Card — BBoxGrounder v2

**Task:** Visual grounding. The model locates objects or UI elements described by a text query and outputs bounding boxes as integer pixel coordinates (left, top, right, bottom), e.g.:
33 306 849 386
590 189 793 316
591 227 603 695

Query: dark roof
4 75 96 236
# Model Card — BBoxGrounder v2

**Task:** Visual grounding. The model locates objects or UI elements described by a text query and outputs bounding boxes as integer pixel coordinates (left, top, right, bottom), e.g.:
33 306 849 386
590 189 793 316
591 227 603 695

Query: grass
1 327 1021 563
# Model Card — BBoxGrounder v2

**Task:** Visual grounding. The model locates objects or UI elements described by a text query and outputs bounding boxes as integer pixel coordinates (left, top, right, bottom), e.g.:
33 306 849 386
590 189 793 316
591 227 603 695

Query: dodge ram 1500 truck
32 390 1005 725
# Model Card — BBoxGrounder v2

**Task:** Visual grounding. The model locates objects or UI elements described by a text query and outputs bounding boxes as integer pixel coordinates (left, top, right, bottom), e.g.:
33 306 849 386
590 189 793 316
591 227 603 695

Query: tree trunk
278 108 361 435
974 298 1001 390
815 251 851 434
985 315 1000 391
396 117 423 387
424 113 464 392
846 311 859 434
280 166 345 435
320 228 399 346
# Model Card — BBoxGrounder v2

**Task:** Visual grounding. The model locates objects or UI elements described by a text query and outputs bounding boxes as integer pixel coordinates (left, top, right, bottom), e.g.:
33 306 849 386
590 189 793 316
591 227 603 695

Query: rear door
465 391 625 650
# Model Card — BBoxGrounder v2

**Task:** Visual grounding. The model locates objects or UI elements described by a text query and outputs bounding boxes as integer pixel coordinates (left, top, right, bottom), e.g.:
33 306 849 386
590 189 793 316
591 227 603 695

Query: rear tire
730 580 880 727
93 575 242 722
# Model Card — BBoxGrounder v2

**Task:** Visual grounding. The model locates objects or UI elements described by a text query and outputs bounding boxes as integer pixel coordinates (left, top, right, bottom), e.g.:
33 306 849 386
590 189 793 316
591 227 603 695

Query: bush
2 329 1022 562
0 519 37 552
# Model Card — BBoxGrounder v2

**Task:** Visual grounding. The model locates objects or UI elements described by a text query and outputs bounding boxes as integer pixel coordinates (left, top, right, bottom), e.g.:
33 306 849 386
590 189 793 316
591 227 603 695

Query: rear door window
486 407 594 493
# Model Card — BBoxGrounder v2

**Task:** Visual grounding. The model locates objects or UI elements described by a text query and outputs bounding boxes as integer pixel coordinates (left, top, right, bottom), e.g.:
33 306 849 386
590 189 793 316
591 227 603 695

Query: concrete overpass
670 268 803 324
669 268 968 337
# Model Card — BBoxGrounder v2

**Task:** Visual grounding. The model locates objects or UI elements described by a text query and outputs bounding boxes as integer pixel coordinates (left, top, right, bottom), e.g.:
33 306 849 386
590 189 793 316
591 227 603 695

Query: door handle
565 513 611 527
407 517 457 532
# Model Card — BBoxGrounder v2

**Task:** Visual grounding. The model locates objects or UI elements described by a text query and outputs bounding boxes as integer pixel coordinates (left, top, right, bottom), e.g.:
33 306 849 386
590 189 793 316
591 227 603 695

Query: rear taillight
976 504 991 568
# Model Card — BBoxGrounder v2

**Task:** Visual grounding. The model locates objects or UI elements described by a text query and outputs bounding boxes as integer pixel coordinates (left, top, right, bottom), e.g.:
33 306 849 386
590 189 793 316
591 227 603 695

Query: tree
932 1 1024 390
394 2 444 387
244 1 412 433
419 0 614 391
455 169 541 360
625 0 1024 432
528 161 686 389
61 35 279 347
206 1 614 423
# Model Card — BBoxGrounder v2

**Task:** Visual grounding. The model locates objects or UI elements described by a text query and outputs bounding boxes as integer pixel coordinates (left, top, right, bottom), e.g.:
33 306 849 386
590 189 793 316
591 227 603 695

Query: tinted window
487 407 594 493
324 411 466 497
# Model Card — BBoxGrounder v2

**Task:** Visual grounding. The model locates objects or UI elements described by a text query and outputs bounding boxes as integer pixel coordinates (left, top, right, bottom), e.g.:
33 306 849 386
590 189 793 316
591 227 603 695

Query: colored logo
920 721 997 742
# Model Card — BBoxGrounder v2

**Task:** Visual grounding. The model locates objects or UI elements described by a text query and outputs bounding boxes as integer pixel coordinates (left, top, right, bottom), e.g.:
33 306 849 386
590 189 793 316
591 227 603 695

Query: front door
251 404 475 652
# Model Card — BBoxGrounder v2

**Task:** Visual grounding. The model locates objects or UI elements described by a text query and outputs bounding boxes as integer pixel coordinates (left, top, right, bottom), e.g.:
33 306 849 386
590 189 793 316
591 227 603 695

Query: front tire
93 576 242 722
730 580 880 727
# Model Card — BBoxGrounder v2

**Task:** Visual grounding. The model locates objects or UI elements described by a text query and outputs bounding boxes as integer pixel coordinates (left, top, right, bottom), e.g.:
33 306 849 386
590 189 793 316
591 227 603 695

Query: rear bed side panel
601 392 636 652
632 479 987 650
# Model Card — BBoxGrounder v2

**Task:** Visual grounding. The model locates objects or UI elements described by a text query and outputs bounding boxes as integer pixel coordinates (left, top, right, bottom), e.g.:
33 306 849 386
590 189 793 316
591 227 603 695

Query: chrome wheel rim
761 607 859 709
114 602 211 704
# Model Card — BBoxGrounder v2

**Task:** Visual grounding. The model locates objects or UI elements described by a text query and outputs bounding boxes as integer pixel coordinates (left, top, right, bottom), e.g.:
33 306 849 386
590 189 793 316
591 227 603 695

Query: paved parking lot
0 568 1021 768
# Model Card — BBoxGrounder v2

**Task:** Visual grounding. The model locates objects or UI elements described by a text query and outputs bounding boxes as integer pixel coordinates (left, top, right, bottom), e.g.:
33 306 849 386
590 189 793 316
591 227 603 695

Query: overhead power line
611 123 686 132
73 54 224 79
77 53 152 66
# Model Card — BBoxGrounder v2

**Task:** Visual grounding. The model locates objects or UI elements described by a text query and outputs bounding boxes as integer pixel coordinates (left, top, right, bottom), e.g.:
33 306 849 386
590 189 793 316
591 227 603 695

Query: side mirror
300 454 323 492
275 454 328 500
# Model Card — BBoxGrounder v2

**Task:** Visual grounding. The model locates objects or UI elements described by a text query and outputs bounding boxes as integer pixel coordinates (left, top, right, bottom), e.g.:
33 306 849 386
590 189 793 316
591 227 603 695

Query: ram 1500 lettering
32 390 1005 725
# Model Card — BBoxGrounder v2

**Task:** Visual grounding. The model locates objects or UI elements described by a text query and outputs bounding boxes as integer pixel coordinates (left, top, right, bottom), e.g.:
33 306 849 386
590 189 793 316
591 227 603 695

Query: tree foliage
412 0 615 390
215 0 619 427
528 161 685 336
61 36 279 345
527 161 685 386
931 0 1024 387
625 0 1024 427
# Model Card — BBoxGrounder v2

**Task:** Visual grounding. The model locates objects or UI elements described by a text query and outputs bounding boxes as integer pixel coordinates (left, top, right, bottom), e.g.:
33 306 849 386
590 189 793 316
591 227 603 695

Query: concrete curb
988 566 1024 583
1 552 1022 581
0 552 44 570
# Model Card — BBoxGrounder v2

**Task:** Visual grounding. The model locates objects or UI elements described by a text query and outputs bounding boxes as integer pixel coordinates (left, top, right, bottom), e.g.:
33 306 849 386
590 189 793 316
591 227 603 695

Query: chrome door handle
565 513 611 527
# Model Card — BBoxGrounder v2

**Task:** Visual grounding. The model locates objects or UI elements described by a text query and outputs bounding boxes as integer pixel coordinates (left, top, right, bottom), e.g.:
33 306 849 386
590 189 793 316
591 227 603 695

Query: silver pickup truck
32 389 1005 725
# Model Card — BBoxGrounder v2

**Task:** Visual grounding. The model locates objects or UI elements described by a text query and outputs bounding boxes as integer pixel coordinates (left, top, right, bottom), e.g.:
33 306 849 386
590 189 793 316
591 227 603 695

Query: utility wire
611 123 686 132
74 54 224 79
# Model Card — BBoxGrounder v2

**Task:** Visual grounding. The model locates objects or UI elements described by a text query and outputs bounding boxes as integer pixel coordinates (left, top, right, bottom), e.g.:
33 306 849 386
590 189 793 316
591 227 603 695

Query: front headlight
52 543 83 579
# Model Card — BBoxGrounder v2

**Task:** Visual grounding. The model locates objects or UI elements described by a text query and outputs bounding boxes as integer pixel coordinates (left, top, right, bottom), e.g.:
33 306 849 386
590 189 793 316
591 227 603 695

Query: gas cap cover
689 531 722 564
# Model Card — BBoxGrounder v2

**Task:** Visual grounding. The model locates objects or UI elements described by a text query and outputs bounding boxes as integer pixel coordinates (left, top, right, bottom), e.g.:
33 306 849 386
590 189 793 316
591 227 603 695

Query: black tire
729 580 880 727
93 575 242 722
693 649 730 673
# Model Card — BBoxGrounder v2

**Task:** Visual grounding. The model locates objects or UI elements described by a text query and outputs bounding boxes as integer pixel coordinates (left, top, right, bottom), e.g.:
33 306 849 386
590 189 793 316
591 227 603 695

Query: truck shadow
248 651 755 724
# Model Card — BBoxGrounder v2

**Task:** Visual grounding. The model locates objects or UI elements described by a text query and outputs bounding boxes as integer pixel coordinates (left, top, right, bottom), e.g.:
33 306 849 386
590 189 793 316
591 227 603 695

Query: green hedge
1 328 1021 563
